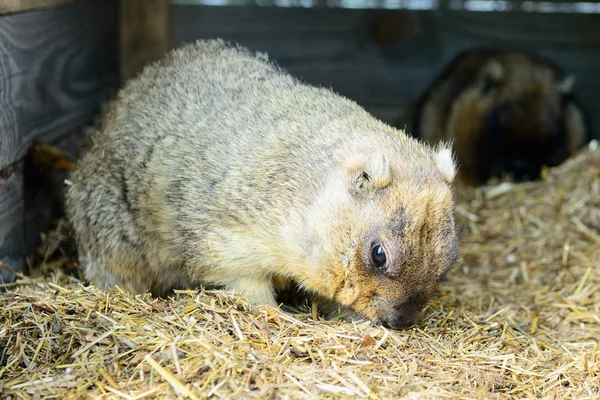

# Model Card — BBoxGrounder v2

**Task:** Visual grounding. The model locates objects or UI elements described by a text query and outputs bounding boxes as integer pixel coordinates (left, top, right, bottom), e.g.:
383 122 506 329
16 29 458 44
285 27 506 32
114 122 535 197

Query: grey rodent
65 39 459 329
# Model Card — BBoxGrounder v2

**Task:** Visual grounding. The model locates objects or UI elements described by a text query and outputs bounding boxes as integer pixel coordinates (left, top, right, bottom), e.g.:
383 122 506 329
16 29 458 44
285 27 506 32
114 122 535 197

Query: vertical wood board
119 0 173 83
0 0 118 169
0 1 118 282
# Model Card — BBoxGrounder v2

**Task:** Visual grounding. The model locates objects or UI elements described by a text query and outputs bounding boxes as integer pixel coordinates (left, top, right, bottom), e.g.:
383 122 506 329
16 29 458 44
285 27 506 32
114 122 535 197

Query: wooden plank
172 6 600 136
0 1 118 281
0 0 97 15
119 0 172 83
172 0 600 13
0 162 25 284
0 0 118 169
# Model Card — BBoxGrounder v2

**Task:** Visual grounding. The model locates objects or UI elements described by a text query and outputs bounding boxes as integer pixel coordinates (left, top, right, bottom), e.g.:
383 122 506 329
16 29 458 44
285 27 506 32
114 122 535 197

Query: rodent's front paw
224 277 278 308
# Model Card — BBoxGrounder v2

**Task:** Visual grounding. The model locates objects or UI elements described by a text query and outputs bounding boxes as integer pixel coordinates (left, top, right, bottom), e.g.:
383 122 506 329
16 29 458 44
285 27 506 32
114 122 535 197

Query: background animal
410 48 591 186
65 39 460 329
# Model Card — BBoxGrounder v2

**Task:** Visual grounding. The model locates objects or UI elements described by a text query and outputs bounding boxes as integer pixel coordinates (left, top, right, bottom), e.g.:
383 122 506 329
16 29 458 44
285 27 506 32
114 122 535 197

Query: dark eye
481 75 494 95
370 243 387 268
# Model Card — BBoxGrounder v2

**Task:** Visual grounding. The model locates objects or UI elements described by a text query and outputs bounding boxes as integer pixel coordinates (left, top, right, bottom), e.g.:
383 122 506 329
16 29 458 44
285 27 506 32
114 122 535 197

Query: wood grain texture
0 0 91 15
173 6 600 136
120 0 172 83
0 1 118 280
0 162 25 284
0 0 118 169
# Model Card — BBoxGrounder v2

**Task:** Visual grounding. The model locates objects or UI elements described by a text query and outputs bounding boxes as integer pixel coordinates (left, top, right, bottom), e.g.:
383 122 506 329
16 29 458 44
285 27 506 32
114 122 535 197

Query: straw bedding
1 143 599 399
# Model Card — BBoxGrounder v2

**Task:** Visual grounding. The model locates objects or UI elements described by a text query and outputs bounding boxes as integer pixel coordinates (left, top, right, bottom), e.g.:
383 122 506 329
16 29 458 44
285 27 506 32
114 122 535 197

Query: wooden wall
173 6 600 137
0 1 118 283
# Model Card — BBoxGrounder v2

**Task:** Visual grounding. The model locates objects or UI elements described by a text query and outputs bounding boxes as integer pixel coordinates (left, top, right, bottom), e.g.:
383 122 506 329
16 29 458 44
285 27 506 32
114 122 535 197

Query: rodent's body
412 49 590 186
66 40 459 329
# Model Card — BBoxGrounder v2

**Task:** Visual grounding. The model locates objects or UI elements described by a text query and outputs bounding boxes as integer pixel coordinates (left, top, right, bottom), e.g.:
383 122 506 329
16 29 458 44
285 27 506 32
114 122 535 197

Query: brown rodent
411 48 590 186
65 39 460 329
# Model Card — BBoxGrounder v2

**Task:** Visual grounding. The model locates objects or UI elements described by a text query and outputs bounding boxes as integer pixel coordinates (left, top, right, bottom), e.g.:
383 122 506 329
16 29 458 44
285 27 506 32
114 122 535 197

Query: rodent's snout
491 159 541 182
381 292 429 330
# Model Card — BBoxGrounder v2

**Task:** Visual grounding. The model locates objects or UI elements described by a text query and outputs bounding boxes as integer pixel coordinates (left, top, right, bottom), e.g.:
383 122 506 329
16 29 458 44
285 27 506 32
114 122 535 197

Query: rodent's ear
433 142 457 183
346 152 392 194
480 60 504 94
564 100 587 153
557 75 575 94
485 59 505 81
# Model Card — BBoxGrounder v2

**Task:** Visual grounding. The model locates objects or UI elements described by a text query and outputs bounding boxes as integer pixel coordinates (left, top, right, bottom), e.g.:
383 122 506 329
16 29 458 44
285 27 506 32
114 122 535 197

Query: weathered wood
0 1 118 169
173 6 600 136
0 1 118 281
172 0 600 13
0 0 97 15
0 162 25 284
119 0 172 83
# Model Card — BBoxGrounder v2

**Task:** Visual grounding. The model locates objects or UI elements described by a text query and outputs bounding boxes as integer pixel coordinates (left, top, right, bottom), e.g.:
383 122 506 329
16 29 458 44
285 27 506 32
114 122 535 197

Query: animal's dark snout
508 160 541 181
384 293 428 330
494 159 541 181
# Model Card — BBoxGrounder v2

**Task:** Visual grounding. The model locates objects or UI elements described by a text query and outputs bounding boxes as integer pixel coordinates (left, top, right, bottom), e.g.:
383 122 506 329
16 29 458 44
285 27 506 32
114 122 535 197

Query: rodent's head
444 53 588 185
302 142 459 329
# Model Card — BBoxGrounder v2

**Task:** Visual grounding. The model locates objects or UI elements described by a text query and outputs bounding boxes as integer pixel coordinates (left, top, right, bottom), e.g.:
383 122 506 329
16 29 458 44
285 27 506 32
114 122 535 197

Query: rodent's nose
497 160 541 181
383 318 417 330
384 293 428 330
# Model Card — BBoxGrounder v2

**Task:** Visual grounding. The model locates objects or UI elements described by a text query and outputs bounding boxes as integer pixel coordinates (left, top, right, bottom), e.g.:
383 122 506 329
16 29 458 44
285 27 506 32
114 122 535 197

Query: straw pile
1 143 599 399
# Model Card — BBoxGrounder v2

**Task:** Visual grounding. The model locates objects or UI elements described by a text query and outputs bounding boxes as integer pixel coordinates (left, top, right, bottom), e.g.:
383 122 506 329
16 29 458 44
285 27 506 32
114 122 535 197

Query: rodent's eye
370 243 387 269
481 76 494 95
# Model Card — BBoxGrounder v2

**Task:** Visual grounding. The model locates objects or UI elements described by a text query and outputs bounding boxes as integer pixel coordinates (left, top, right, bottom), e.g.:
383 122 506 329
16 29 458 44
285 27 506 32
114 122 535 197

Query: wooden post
119 0 172 84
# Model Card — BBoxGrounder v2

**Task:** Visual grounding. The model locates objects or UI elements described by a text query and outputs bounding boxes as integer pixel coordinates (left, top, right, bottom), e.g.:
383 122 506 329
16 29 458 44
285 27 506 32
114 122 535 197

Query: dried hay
1 143 599 399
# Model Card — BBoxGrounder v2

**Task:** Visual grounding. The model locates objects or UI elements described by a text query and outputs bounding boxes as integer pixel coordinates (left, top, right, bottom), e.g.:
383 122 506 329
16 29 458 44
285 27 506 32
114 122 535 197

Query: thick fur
65 39 459 329
411 48 591 186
